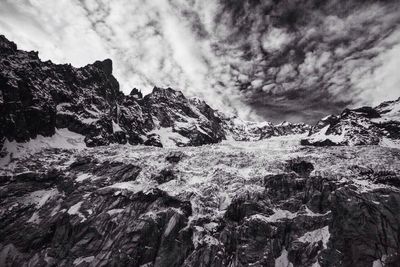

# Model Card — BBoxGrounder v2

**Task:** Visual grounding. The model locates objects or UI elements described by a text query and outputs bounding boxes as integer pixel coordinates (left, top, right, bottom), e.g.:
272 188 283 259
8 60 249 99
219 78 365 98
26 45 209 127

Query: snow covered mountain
0 35 309 150
301 98 400 147
1 35 400 267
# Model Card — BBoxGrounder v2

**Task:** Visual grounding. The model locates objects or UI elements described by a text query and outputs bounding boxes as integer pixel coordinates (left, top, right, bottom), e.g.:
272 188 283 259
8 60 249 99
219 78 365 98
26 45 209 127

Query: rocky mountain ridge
0 35 309 150
301 98 400 146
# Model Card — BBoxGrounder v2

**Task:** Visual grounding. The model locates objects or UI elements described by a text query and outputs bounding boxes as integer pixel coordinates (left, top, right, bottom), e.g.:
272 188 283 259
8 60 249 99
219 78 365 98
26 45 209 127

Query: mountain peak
92 58 113 75
0 35 17 54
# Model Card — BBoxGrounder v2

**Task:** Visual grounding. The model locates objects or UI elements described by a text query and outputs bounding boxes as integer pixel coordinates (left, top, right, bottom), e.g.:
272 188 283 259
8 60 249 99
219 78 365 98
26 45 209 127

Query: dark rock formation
0 36 225 148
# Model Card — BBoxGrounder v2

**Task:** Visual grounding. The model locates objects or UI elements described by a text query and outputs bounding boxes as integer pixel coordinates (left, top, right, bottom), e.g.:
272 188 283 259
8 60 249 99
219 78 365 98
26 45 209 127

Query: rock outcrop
301 98 400 146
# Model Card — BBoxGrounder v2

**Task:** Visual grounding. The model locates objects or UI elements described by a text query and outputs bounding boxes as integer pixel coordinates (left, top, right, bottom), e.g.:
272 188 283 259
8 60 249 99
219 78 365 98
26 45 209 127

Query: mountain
0 35 310 150
1 134 400 266
221 114 310 141
1 35 400 267
0 35 229 148
301 98 400 147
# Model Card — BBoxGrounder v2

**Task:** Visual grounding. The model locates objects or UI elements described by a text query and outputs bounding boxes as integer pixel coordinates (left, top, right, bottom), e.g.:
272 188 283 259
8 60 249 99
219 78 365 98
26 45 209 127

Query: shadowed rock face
0 157 193 267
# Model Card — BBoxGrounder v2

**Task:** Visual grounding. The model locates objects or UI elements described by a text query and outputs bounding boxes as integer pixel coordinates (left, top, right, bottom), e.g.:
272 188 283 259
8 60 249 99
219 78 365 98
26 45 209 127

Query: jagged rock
154 168 176 184
0 35 315 150
286 159 315 177
129 88 143 99
302 98 400 146
144 133 163 147
0 36 226 148
166 151 185 164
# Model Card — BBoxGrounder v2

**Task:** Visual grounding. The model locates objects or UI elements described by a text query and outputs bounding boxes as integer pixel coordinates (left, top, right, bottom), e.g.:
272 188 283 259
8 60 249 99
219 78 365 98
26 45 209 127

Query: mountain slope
301 98 400 147
0 35 227 148
0 35 309 150
1 135 400 266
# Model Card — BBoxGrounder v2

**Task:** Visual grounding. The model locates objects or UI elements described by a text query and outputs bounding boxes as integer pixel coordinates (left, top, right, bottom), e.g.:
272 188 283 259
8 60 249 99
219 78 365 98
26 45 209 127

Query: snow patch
264 209 298 222
353 179 391 193
27 212 41 224
107 209 124 216
23 188 59 208
108 181 152 194
275 248 294 267
112 120 123 133
372 255 388 267
68 201 86 221
380 137 400 149
1 128 85 166
298 226 330 249
73 256 94 265
307 125 346 144
76 173 92 182
150 127 190 148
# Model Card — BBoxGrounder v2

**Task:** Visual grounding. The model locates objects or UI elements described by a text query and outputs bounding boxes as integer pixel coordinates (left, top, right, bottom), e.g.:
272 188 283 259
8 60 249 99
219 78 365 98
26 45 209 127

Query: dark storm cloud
1 0 399 123
211 0 400 122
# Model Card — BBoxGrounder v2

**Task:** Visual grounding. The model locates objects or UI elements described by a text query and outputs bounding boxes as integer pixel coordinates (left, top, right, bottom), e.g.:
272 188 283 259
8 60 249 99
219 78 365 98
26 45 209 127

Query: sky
1 0 399 123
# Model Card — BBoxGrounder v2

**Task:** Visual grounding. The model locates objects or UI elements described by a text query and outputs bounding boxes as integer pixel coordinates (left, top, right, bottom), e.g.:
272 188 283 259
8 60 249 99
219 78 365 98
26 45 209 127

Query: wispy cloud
1 0 399 123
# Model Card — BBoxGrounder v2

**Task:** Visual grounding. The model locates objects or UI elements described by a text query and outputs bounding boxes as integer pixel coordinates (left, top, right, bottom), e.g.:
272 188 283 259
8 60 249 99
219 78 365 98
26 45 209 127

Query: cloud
261 27 293 53
0 0 399 123
0 0 109 66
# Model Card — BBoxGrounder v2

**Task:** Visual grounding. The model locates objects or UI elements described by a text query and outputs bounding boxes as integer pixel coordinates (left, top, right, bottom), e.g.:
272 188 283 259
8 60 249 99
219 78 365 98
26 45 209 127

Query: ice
27 212 40 224
150 127 190 148
76 173 92 182
249 209 297 223
108 181 152 194
307 125 346 144
73 256 95 265
1 128 86 166
112 120 123 132
353 179 390 193
372 255 387 267
81 117 99 124
380 137 400 149
68 201 86 221
275 248 294 267
23 188 59 209
298 226 330 249
56 103 71 111
107 209 124 216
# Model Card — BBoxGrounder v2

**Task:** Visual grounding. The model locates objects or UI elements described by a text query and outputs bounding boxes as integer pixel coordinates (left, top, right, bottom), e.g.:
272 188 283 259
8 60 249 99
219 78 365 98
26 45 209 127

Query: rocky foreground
1 134 400 267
